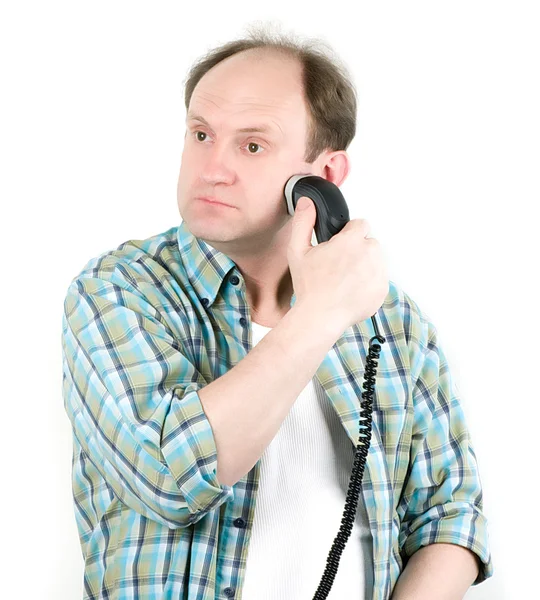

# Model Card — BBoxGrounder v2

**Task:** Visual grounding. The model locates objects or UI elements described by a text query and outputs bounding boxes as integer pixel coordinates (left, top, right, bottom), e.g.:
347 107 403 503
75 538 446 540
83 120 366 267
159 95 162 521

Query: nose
199 142 235 187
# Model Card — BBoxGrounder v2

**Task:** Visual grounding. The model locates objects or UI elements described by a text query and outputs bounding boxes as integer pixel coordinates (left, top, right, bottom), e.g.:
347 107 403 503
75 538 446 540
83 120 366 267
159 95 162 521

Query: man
62 28 493 600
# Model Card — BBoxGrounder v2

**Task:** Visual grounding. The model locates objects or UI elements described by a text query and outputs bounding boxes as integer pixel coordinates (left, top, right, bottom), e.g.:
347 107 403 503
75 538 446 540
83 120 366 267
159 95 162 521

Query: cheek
178 148 197 182
176 165 193 199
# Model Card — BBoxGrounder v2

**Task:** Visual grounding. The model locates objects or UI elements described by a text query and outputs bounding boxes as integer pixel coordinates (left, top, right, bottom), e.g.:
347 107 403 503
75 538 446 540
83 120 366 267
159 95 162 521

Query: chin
183 215 235 243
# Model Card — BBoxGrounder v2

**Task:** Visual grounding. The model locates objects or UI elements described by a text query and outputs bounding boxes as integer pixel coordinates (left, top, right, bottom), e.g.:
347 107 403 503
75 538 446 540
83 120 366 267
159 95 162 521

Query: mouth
196 196 236 208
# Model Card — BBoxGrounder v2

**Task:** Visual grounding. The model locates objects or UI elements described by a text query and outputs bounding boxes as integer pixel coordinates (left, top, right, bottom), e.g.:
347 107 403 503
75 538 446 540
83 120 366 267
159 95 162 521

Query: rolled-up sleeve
61 268 234 530
397 319 494 585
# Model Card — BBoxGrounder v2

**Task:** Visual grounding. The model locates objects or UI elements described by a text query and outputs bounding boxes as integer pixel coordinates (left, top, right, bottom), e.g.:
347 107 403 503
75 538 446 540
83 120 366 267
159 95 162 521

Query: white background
1 1 538 598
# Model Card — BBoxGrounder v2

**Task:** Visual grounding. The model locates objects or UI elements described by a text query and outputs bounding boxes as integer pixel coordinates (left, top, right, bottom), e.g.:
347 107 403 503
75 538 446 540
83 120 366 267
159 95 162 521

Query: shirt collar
177 220 297 310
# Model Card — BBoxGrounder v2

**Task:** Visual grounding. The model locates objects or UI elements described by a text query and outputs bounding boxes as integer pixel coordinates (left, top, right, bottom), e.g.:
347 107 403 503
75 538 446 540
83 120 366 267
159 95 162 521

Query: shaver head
284 174 350 243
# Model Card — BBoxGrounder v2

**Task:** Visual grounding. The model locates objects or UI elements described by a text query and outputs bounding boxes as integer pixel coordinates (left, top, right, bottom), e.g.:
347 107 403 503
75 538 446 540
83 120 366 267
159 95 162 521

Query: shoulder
384 279 433 345
62 226 195 332
382 280 439 383
67 225 181 286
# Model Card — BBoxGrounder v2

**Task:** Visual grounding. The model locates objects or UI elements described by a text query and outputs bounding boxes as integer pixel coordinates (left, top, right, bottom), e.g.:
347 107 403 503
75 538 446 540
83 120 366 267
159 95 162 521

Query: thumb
288 196 316 257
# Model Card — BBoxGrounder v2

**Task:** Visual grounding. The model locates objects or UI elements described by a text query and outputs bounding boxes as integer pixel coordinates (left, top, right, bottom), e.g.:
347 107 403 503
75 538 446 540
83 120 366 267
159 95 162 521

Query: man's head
176 26 357 260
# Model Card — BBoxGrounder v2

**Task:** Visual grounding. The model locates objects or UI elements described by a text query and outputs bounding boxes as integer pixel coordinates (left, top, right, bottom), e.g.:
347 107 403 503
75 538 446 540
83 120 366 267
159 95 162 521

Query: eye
194 131 208 142
245 142 264 155
192 131 265 155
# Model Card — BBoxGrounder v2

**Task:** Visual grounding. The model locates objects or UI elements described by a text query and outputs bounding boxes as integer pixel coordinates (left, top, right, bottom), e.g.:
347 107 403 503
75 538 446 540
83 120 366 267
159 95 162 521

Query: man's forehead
186 109 285 136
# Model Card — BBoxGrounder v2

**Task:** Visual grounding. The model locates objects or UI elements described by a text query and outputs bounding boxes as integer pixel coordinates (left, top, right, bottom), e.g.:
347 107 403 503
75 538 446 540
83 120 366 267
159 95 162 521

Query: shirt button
202 298 209 307
230 275 240 285
223 587 235 597
233 518 246 528
239 317 247 327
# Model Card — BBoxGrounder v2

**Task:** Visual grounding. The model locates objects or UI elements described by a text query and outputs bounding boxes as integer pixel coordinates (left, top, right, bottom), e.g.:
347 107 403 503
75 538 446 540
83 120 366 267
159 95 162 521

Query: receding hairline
186 51 305 137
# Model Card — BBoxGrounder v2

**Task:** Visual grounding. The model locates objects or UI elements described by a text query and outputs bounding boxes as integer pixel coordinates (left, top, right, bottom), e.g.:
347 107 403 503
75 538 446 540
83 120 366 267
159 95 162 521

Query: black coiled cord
312 315 386 599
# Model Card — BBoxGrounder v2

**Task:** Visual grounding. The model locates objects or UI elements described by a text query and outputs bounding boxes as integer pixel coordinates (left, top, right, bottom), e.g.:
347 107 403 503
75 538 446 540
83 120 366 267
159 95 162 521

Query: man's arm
62 267 235 529
391 542 480 600
396 309 494 589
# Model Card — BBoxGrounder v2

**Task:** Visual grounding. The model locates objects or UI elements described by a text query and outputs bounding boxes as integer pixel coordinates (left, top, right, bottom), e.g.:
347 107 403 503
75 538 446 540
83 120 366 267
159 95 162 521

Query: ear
318 150 351 187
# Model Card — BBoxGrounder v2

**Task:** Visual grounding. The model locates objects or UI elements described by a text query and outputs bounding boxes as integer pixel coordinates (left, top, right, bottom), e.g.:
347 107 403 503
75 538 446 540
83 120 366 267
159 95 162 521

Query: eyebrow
186 112 280 135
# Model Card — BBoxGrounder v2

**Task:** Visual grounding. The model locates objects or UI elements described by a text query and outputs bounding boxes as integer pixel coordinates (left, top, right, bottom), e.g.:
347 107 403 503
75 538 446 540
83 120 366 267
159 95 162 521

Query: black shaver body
284 174 350 244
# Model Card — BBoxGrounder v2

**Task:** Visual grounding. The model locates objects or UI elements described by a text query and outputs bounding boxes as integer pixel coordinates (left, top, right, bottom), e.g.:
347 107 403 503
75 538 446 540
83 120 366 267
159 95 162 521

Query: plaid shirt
61 220 494 599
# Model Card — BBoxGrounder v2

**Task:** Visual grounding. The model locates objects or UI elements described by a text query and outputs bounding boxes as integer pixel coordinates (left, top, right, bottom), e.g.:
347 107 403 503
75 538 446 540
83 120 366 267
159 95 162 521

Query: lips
196 196 235 208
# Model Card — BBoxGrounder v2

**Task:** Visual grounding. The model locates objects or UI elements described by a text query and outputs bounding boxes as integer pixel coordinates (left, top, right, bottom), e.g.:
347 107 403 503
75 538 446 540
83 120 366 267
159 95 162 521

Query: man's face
177 49 318 251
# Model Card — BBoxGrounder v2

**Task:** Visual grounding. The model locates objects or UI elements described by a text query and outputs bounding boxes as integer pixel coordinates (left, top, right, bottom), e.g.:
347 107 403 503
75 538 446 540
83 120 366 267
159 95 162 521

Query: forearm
391 542 480 600
199 302 342 487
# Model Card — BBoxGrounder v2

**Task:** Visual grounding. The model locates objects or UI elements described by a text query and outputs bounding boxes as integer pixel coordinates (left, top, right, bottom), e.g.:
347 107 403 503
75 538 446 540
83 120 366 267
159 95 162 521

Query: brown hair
182 22 357 164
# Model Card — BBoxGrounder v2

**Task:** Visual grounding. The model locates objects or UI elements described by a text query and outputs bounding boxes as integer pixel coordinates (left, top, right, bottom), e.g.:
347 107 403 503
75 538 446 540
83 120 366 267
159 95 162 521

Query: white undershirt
240 321 374 600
